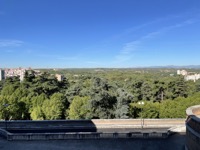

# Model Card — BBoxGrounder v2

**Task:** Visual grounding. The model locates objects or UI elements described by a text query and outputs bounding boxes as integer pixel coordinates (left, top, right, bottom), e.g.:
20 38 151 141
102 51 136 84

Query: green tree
140 102 160 118
89 91 116 119
153 80 166 101
141 81 153 101
115 88 134 119
69 96 90 119
168 77 188 99
30 106 44 120
42 93 65 120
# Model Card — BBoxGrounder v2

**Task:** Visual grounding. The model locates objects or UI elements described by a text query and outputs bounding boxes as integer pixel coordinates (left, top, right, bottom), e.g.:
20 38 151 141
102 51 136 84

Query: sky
0 0 200 68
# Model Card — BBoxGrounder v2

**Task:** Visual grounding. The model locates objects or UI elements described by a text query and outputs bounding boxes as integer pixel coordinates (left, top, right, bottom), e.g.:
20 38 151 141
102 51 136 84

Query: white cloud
114 41 139 63
0 40 24 47
110 14 187 41
120 41 140 55
114 18 200 64
153 18 199 35
138 18 199 42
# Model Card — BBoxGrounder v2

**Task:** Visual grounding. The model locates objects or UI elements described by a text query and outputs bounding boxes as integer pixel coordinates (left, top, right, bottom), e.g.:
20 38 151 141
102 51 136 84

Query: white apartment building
5 68 26 81
177 70 188 76
177 70 200 82
184 74 200 82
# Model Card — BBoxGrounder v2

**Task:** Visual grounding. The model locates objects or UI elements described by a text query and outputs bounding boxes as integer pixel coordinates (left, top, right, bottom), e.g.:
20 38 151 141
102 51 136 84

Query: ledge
186 105 200 116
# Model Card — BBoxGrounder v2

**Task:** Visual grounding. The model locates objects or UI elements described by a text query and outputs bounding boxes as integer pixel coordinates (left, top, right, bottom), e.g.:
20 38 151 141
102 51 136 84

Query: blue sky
0 0 200 68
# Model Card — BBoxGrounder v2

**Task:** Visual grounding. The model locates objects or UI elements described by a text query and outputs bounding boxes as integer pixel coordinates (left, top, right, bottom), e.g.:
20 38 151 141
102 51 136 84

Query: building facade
0 69 5 81
177 70 200 82
55 74 64 81
177 70 188 76
184 74 200 82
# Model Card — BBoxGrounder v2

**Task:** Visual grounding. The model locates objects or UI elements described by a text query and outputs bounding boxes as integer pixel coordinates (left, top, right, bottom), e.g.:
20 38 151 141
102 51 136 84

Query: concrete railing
0 119 185 130
0 119 184 141
185 105 200 150
92 119 185 128
5 131 169 141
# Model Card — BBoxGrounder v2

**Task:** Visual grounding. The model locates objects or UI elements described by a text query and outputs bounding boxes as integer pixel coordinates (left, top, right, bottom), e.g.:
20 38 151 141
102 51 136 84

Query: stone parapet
0 119 185 141
0 119 185 130
186 105 200 150
5 131 169 141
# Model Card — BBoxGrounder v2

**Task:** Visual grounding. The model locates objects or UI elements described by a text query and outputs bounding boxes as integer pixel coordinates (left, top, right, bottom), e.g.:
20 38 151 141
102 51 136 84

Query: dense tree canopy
0 68 199 120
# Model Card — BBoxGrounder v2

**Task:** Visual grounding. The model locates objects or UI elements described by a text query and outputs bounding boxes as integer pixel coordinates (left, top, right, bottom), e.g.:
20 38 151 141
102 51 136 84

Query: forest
0 68 200 120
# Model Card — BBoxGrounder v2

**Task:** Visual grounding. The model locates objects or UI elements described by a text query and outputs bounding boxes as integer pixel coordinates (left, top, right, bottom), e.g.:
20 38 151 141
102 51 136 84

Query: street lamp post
138 101 144 129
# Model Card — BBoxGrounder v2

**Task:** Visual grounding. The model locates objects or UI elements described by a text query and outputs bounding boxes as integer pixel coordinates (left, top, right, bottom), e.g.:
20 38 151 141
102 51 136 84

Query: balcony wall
185 105 200 150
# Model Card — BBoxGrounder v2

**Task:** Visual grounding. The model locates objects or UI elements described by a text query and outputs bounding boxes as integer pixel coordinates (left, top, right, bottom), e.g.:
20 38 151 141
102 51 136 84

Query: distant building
3 67 34 81
177 70 180 75
0 69 5 81
185 74 200 82
55 74 64 81
177 70 188 76
177 70 200 82
19 70 25 81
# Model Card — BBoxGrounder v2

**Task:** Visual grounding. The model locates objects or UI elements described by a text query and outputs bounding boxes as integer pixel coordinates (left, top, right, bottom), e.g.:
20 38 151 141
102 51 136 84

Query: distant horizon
1 0 200 68
1 64 200 69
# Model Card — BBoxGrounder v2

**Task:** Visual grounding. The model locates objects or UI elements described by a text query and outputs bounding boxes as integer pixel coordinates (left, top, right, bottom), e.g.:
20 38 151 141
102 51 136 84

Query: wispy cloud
141 18 199 41
114 41 139 63
120 41 140 55
110 14 189 41
115 18 200 63
0 40 24 47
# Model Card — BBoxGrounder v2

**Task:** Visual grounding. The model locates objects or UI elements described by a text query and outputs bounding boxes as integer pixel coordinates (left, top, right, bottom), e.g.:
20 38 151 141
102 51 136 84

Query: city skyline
0 0 200 68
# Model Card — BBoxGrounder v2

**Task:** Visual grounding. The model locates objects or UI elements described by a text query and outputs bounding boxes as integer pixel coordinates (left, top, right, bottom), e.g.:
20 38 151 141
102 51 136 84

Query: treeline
0 69 200 120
